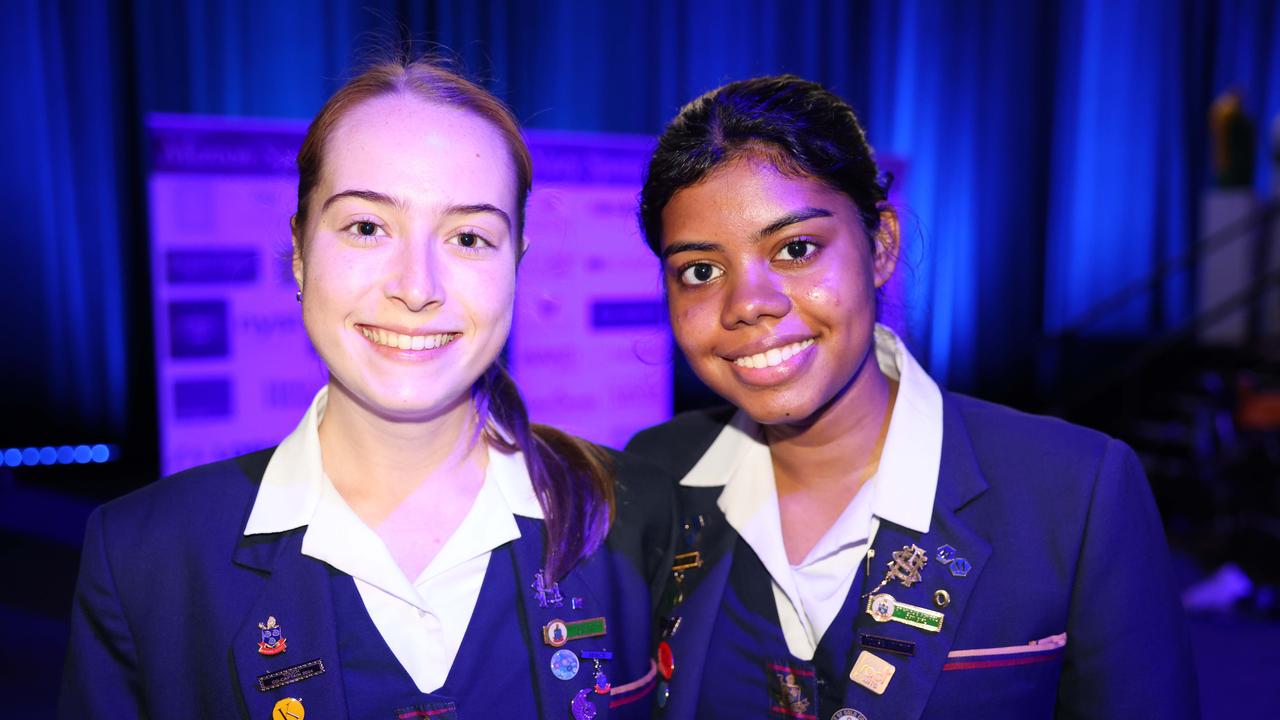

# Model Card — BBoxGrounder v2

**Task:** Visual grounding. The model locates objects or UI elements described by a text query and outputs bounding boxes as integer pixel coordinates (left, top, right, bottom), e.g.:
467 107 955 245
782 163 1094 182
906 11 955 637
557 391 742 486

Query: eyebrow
320 191 512 230
661 241 721 261
445 203 512 230
320 189 405 214
755 207 833 239
660 206 834 260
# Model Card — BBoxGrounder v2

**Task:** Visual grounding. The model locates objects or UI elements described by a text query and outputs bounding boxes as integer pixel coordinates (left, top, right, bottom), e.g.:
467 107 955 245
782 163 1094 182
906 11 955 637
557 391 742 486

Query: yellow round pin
934 589 951 608
272 697 304 720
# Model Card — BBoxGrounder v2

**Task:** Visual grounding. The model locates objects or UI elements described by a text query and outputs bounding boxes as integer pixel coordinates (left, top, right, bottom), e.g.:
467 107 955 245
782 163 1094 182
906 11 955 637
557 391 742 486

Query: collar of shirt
244 385 544 611
678 322 943 580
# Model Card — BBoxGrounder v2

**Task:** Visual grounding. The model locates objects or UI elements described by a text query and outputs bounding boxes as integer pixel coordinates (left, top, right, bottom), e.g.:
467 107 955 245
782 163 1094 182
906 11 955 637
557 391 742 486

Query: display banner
148 114 669 475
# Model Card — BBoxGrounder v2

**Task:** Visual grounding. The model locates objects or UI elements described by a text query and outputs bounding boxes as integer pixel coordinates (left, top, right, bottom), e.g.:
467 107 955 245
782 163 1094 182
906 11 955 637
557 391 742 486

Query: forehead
320 93 517 204
660 157 857 243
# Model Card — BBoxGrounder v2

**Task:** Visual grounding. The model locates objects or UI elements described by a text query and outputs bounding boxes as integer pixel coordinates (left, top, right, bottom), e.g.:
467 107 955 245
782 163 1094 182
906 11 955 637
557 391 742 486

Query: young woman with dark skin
628 75 1197 720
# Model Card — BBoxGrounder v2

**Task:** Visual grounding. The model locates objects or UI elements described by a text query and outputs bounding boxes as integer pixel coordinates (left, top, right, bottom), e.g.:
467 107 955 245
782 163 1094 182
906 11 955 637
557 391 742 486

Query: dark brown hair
294 58 613 581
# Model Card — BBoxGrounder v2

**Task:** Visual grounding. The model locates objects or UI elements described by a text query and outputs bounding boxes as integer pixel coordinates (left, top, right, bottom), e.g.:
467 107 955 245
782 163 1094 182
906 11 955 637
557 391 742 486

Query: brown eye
776 239 818 261
447 230 493 251
678 262 723 286
357 221 378 236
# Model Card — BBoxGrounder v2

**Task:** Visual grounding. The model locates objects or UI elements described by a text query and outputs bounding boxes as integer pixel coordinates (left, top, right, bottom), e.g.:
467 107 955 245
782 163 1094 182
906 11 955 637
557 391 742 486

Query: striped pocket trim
608 659 658 708
942 632 1067 671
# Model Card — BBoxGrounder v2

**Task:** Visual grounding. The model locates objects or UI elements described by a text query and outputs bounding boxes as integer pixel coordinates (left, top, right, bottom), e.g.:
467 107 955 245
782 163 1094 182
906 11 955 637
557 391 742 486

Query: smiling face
293 93 520 423
660 155 898 426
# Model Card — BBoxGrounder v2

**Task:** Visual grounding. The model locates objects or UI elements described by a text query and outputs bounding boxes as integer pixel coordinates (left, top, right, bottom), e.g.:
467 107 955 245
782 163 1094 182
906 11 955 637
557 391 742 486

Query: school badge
257 615 287 656
866 544 929 598
887 544 928 587
768 662 814 717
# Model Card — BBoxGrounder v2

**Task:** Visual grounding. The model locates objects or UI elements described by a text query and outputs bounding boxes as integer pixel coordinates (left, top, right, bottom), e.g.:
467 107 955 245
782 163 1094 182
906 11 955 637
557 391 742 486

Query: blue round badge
550 648 580 681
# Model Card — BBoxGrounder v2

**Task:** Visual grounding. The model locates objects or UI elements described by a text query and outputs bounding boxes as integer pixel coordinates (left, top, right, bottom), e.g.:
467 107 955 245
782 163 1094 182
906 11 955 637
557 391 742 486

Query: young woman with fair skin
628 76 1197 720
60 61 672 720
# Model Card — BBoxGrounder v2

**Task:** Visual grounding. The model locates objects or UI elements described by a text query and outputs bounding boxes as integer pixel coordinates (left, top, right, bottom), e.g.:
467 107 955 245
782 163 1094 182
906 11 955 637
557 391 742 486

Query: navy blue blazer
59 446 676 719
627 394 1198 719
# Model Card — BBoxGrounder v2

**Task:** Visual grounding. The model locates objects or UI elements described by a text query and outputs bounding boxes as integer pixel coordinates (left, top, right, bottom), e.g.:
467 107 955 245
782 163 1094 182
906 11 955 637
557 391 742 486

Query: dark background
3 1 1280 716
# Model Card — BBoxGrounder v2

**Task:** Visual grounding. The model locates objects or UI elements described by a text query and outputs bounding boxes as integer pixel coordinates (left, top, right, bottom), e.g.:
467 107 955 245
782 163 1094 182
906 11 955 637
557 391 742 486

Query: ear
517 234 530 264
872 205 900 289
290 215 305 292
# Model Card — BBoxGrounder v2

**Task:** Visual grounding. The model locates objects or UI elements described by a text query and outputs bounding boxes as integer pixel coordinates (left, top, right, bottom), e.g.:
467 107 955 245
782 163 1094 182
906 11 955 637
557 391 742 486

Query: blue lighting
2 444 117 466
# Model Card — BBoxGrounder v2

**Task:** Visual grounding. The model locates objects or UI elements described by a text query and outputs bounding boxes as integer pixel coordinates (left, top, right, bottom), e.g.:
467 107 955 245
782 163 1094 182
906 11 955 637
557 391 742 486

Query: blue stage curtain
7 0 1280 447
3 0 133 439
1044 0 1202 337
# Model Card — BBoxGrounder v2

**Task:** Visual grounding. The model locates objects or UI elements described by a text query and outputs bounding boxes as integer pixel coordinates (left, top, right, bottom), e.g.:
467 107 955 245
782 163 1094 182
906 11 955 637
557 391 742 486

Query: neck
766 347 898 494
317 380 483 524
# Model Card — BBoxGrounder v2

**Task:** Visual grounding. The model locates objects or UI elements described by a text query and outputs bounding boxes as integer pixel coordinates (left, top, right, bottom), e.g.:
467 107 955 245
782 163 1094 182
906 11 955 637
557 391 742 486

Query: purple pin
571 688 598 720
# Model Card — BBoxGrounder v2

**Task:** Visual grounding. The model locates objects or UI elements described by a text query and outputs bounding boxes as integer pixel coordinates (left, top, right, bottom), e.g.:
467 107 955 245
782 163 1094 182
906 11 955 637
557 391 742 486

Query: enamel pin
531 569 564 608
257 616 287 656
581 650 613 694
271 697 304 720
850 651 896 695
551 649 581 681
571 688 599 720
935 544 957 564
866 593 944 632
831 709 869 720
859 633 916 657
542 617 607 648
657 641 675 680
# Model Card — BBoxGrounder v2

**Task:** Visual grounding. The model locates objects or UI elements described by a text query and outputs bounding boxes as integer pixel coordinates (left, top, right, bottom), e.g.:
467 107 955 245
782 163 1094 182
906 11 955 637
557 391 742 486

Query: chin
724 389 825 428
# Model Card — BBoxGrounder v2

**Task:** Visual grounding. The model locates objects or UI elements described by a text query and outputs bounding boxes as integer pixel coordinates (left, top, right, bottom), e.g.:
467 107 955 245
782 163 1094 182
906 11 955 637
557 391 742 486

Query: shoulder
92 448 274 548
945 392 1121 477
602 446 678 517
943 393 1149 528
625 405 737 479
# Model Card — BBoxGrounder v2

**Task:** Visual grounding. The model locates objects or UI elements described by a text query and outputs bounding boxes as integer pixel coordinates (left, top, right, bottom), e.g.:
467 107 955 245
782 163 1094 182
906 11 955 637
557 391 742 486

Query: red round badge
657 641 675 680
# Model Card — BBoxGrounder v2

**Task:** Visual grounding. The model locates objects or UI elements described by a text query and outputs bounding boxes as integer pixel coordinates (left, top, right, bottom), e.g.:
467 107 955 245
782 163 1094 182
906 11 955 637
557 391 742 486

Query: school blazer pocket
921 633 1067 718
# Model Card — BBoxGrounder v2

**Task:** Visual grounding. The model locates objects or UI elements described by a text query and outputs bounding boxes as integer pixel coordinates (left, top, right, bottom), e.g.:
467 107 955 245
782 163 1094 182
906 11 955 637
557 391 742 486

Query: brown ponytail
476 364 616 582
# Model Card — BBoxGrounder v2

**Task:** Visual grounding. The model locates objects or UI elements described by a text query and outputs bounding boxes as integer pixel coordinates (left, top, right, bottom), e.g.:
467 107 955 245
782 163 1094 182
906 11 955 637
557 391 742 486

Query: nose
720 265 790 328
385 238 445 312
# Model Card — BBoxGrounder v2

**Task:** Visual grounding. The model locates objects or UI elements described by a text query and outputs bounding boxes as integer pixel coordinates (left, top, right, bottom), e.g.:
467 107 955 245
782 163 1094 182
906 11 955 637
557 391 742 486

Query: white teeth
733 338 814 369
360 327 457 351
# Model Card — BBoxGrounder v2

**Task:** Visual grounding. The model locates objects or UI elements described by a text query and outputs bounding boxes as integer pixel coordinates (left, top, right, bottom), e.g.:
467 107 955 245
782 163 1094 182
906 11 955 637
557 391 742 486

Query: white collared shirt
680 324 943 659
244 386 544 692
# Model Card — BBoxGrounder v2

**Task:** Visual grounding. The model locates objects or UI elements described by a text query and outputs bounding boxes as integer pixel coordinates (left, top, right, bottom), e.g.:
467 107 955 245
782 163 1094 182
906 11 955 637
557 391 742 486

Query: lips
357 325 460 351
719 335 819 387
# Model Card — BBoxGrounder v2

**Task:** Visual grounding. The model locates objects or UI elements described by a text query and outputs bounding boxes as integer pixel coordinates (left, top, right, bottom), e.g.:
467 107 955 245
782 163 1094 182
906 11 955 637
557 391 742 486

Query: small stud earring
295 290 302 303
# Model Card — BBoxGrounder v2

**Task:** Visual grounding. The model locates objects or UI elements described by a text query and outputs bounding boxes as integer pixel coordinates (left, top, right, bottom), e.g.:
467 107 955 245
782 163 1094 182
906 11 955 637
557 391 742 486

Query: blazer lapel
840 399 992 720
230 530 347 719
510 517 616 719
660 485 738 718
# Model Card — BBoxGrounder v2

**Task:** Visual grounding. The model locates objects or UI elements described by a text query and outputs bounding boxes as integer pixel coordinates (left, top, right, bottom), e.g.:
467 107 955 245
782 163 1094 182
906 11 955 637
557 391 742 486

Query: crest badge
767 662 814 717
531 569 564 609
257 615 287 656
